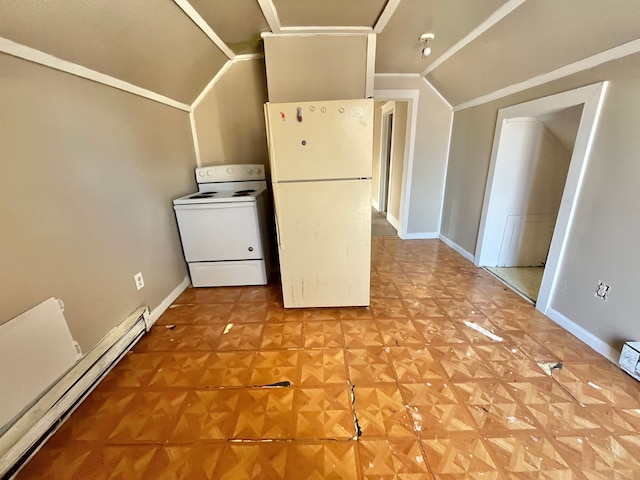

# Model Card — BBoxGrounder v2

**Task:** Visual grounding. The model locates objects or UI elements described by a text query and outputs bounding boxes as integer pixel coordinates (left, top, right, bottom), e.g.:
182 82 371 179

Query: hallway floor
17 238 640 479
371 208 397 237
486 266 544 302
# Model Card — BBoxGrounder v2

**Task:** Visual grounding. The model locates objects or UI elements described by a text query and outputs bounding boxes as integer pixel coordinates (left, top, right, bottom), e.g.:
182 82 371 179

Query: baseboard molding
148 275 190 327
402 231 438 240
545 307 618 364
438 234 475 263
371 199 380 211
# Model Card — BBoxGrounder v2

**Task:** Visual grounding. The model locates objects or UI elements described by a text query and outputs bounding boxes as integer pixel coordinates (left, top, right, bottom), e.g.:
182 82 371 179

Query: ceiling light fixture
420 32 434 58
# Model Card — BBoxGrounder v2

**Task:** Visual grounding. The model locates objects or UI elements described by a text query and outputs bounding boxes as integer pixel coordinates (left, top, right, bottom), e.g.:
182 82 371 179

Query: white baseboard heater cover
0 301 150 478
0 298 81 429
619 341 640 381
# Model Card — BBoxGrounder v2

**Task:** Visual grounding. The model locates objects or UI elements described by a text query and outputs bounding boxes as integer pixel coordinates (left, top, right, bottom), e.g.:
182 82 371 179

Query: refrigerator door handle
274 211 282 249
272 188 283 249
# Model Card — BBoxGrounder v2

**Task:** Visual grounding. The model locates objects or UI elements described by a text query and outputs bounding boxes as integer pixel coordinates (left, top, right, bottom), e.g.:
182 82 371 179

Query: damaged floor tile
538 361 563 376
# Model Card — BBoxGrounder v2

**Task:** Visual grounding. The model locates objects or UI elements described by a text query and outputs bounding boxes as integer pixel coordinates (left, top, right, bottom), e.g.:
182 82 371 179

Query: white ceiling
2 0 640 105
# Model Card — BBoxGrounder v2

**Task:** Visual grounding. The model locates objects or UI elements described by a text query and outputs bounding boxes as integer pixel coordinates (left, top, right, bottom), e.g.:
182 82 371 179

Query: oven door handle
173 203 253 210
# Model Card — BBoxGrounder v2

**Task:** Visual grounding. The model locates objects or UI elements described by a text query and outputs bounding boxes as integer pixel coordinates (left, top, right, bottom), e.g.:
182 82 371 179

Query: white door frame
474 82 608 314
379 101 395 213
373 89 419 239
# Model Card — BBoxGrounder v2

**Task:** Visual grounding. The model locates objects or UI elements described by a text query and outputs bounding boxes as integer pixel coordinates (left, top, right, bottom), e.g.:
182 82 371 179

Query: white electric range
173 164 272 287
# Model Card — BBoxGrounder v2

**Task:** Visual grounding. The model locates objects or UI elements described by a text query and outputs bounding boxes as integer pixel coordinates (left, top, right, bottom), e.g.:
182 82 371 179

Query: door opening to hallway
475 82 608 312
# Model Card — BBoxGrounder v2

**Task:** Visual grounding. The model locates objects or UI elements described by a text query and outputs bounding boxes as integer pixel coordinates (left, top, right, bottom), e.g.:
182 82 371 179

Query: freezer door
266 99 373 182
273 179 371 308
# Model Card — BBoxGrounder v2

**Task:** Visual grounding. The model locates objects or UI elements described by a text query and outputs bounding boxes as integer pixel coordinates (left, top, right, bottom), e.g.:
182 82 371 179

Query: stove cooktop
173 187 265 205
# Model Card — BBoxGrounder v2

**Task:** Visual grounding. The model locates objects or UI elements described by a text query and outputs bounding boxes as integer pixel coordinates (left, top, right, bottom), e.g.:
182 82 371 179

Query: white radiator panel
0 298 80 428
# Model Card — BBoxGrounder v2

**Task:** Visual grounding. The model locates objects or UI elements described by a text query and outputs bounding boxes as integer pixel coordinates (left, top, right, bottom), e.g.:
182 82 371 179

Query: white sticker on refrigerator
353 107 363 117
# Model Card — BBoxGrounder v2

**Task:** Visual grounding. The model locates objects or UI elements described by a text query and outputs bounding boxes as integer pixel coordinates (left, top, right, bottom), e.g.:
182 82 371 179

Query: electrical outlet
134 272 144 291
595 281 609 300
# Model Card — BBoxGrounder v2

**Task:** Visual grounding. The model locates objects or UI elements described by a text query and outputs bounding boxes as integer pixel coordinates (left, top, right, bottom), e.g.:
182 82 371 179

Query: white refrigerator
265 99 373 308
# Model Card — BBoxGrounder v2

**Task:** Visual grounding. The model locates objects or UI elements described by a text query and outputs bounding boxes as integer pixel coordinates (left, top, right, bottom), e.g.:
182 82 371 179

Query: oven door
174 202 263 262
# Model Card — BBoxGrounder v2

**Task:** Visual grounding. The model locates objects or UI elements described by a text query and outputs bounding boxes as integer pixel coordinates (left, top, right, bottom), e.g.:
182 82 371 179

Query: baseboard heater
0 301 151 478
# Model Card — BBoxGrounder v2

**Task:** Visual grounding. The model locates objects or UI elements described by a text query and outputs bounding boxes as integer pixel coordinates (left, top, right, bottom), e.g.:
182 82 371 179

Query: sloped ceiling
376 0 507 74
188 0 269 54
1 0 640 107
427 0 640 106
0 0 228 104
272 0 387 27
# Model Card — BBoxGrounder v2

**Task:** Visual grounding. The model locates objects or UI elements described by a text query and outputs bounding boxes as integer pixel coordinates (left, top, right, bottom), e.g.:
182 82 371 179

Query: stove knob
198 171 204 177
227 167 233 174
248 168 254 174
206 170 213 176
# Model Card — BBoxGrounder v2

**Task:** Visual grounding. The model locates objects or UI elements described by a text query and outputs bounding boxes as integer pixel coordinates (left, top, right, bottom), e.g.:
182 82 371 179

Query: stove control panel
196 164 265 183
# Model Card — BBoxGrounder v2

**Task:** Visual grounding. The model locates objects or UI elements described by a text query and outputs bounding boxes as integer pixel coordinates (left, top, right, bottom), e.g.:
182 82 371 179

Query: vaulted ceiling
2 0 640 106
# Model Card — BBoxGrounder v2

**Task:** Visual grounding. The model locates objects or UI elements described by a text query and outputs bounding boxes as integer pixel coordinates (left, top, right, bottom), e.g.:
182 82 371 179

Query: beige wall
264 34 368 103
0 54 196 351
388 102 407 223
374 75 453 235
441 51 640 349
193 59 270 168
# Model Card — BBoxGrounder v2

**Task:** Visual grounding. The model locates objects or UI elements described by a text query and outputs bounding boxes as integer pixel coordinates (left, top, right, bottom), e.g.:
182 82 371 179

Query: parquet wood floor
17 238 640 479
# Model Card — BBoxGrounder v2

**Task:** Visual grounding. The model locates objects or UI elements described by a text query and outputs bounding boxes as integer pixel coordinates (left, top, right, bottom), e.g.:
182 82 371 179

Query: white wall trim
172 0 235 59
373 89 420 241
421 77 453 110
371 199 380 211
0 37 190 112
375 73 421 78
261 31 371 38
421 0 526 77
374 0 402 33
189 111 202 167
455 38 640 111
257 0 282 33
474 82 609 318
234 53 265 61
148 275 191 326
191 60 233 109
365 34 377 98
546 307 618 363
403 231 438 240
438 234 474 262
279 26 373 34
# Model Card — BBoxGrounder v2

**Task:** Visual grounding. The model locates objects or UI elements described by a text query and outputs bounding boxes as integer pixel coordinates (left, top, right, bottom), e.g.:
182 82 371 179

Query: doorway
371 99 411 237
484 106 583 301
379 107 394 214
371 90 419 239
475 82 608 314
371 102 397 237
